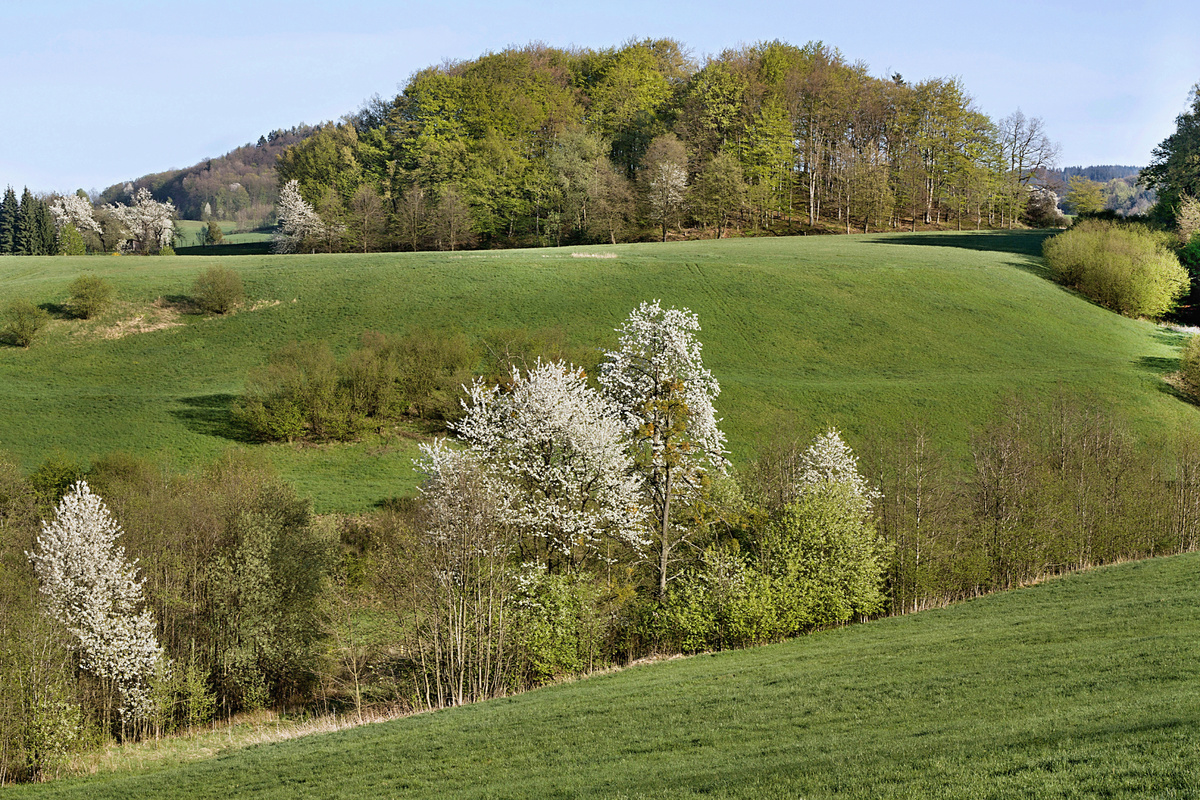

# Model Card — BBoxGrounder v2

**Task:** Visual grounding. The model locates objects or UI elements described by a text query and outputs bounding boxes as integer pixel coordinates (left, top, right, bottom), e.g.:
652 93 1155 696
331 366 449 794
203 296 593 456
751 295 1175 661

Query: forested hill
1049 165 1142 182
97 126 315 227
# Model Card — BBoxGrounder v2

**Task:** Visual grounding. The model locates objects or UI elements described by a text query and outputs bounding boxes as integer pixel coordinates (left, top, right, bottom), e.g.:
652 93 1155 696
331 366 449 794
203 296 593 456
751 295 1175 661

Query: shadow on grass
160 294 203 315
38 301 76 320
170 394 256 442
868 230 1058 258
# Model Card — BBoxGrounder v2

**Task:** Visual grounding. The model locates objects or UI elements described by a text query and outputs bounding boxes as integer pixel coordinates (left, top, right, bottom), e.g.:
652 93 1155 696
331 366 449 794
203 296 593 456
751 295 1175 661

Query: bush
3 299 51 347
191 266 244 314
234 342 361 442
1043 219 1189 319
1180 335 1200 395
66 274 114 319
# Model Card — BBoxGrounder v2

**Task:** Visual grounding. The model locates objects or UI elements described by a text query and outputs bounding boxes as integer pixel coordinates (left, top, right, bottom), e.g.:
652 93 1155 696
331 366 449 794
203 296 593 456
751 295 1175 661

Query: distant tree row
0 187 175 256
271 39 1062 253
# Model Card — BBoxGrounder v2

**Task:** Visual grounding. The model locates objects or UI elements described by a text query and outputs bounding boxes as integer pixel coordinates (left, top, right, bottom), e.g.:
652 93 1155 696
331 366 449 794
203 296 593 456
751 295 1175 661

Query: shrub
191 266 244 314
1180 335 1200 395
66 274 114 319
234 341 361 442
3 299 51 347
1043 219 1189 319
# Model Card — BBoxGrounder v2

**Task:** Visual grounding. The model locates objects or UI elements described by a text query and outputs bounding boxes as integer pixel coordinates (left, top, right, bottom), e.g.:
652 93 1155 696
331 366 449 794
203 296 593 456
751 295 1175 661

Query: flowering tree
273 179 334 254
599 301 726 597
796 427 881 514
49 193 101 237
451 360 646 569
26 482 163 731
107 188 175 254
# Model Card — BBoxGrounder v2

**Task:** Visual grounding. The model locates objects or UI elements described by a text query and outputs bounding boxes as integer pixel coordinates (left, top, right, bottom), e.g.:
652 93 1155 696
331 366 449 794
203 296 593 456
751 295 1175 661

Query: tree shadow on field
171 394 256 442
38 301 73 319
868 230 1058 257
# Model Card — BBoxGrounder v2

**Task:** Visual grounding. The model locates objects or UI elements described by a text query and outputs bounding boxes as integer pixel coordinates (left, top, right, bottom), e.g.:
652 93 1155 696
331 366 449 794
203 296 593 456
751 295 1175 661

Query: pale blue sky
2 0 1197 194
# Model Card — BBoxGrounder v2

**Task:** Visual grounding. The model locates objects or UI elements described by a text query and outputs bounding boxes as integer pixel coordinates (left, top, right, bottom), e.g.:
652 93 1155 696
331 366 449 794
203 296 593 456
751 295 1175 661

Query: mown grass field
15 552 1200 799
1 230 1196 512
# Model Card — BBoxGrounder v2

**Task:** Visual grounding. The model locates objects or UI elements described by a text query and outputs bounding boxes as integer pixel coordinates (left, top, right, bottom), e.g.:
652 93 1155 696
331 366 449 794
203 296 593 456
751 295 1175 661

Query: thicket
1043 219 1188 318
233 331 475 441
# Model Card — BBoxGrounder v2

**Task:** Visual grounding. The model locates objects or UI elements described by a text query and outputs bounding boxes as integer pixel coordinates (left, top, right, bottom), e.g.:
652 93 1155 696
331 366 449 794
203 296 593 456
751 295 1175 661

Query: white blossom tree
451 359 648 566
796 427 881 514
273 179 334 254
599 301 727 597
27 482 163 731
49 193 101 236
450 360 646 569
106 188 175 254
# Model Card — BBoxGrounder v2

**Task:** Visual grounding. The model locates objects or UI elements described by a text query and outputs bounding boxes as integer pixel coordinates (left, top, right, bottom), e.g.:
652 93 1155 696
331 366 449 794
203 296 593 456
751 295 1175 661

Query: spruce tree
0 186 16 255
34 199 55 255
15 187 36 255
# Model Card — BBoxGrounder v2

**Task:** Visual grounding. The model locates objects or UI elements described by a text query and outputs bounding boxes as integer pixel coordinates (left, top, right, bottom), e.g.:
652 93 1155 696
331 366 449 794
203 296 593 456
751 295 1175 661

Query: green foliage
203 221 224 246
28 453 86 507
509 570 607 686
3 299 50 347
1044 219 1189 318
191 266 244 314
1142 84 1200 219
1064 175 1105 215
1180 335 1200 395
235 342 359 442
56 223 87 256
66 275 114 319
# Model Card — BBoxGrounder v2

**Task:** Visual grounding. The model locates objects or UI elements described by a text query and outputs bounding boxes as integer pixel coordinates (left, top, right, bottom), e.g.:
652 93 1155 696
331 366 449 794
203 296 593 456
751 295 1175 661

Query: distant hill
97 126 317 227
1046 165 1155 216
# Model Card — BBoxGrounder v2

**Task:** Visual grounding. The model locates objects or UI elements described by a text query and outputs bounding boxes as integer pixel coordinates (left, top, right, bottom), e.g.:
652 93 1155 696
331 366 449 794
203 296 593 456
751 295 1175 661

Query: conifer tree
0 186 16 254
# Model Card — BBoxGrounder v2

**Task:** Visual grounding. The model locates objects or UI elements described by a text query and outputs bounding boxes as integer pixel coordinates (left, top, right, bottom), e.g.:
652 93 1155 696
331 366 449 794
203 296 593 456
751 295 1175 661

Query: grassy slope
174 220 273 247
0 231 1195 512
16 553 1200 799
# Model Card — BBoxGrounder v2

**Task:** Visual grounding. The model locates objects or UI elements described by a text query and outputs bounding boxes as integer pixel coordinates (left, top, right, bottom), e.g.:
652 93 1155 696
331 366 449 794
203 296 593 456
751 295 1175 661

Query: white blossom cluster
599 300 727 470
107 188 175 253
273 179 334 253
49 193 101 235
436 360 647 559
796 427 881 513
27 482 163 722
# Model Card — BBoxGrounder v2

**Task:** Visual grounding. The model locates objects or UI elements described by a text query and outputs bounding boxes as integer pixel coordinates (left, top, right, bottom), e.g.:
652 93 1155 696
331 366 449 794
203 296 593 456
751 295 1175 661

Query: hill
13 551 1200 798
0 230 1195 513
96 126 316 228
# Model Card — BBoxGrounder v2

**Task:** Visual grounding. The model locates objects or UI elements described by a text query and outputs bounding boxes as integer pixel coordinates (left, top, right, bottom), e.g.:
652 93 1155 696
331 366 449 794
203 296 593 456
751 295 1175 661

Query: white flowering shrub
449 360 646 564
27 482 163 725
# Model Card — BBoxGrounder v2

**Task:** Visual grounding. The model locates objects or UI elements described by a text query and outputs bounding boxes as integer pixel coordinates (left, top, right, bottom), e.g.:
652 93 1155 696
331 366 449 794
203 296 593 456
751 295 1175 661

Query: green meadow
14 552 1200 799
173 220 274 248
1 230 1195 512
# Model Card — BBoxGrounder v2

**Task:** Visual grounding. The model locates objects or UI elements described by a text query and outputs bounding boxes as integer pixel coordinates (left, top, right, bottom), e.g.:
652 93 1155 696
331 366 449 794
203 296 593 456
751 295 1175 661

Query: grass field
14 552 1200 798
173 220 274 248
1 231 1196 512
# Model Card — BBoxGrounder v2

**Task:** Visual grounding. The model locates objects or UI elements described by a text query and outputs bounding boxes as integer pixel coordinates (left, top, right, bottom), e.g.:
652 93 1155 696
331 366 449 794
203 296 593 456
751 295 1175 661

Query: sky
2 0 1198 195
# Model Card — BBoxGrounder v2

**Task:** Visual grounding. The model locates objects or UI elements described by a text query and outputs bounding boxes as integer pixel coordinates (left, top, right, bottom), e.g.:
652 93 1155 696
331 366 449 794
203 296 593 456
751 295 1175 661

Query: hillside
97 126 315 228
14 552 1200 798
0 230 1195 512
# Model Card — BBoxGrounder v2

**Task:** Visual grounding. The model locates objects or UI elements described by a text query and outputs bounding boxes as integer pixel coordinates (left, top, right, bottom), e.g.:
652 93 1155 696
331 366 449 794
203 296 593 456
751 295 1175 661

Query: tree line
268 39 1062 253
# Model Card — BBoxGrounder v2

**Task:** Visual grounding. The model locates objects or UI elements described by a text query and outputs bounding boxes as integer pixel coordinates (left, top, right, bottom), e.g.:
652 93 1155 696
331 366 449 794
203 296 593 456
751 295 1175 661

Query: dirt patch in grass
96 300 184 339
